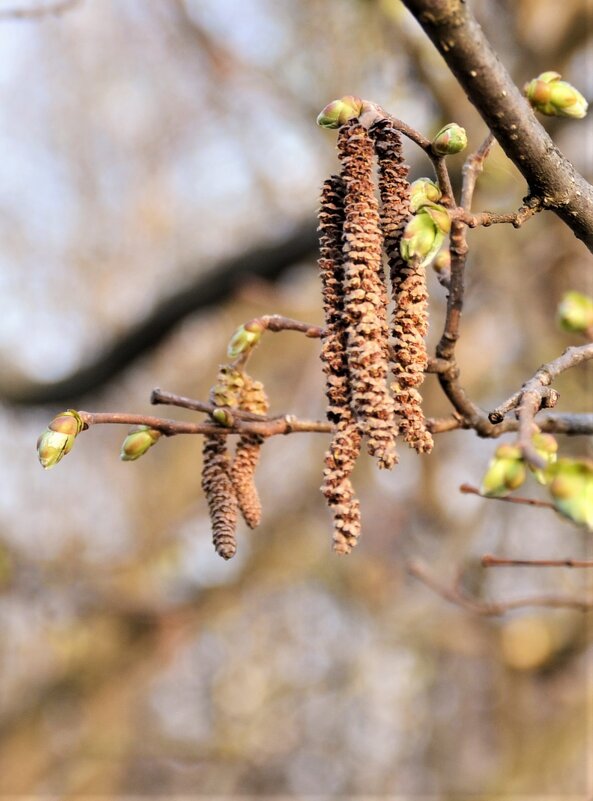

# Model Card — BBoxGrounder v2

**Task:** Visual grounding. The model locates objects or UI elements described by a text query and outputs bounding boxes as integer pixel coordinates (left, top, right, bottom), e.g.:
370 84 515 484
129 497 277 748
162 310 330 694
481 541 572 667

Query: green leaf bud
432 250 451 273
409 177 442 212
547 458 593 528
530 432 558 485
400 205 450 268
557 291 593 334
524 72 588 119
37 429 76 469
480 444 526 497
423 203 451 235
37 410 84 469
120 425 161 461
48 409 84 436
227 322 264 359
211 408 234 427
431 123 468 155
316 95 364 129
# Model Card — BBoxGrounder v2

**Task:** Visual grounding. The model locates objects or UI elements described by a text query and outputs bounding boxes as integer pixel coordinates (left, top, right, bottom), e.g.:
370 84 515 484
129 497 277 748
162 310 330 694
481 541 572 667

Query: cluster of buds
315 100 458 550
201 365 269 559
481 433 558 497
524 71 588 119
37 410 85 469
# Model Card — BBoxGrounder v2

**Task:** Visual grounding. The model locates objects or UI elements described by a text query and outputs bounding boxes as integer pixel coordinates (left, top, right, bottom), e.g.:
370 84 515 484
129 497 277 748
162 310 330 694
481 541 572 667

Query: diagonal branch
401 0 593 251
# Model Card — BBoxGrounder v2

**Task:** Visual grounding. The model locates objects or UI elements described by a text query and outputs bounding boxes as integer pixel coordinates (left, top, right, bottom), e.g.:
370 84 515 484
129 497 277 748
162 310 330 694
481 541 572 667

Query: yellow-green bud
480 444 526 497
211 408 234 427
400 205 450 268
530 432 558 485
37 410 84 469
410 177 442 212
432 250 451 273
547 458 593 528
431 123 468 155
120 425 161 461
557 291 593 334
524 72 588 119
316 95 364 129
227 322 264 359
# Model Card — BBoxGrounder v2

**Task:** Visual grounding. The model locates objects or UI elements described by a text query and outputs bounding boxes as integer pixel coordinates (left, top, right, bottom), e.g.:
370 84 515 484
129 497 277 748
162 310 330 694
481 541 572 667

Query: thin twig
0 0 80 19
459 483 556 510
482 554 593 568
150 388 271 422
78 411 332 437
407 558 593 615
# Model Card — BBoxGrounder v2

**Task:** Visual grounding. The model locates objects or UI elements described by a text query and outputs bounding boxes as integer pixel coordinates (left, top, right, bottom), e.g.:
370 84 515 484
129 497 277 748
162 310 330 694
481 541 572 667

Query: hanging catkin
370 118 433 454
318 174 363 553
338 120 398 469
231 375 269 529
201 366 243 559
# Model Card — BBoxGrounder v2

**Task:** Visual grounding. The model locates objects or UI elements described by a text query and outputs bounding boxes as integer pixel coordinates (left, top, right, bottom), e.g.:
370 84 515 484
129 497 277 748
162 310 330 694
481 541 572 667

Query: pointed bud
409 178 442 212
316 96 364 129
227 321 264 359
557 291 593 334
431 123 468 155
547 458 593 528
524 72 588 119
37 429 76 469
120 425 161 461
37 410 84 469
423 203 451 235
480 444 526 497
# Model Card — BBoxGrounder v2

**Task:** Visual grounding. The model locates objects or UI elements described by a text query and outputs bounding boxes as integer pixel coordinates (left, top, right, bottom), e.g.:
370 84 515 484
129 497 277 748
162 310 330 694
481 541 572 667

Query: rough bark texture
401 0 593 251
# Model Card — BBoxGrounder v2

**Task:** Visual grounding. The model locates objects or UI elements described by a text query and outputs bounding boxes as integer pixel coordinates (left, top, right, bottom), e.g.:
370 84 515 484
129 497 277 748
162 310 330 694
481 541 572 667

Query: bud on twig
546 458 593 528
227 321 264 359
529 432 558 485
431 123 468 155
120 425 162 461
37 409 84 469
409 177 442 212
316 95 364 129
524 71 588 119
400 206 450 268
480 444 526 497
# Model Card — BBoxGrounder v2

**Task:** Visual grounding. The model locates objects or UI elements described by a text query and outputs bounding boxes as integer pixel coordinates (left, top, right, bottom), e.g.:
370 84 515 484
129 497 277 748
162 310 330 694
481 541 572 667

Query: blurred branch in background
0 0 81 19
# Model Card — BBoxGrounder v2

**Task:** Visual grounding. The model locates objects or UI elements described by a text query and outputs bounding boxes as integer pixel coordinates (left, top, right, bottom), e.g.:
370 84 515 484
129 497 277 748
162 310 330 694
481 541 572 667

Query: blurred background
0 0 592 795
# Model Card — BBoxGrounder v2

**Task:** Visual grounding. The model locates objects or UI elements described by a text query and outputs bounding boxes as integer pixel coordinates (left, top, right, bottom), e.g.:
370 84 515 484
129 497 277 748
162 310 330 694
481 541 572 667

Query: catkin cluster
201 366 268 559
318 118 433 552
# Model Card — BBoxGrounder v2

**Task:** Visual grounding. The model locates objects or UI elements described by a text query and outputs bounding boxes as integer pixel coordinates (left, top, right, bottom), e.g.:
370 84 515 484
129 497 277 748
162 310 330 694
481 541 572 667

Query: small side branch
459 483 555 510
78 410 332 438
490 343 593 464
482 554 593 568
0 0 81 18
407 558 593 615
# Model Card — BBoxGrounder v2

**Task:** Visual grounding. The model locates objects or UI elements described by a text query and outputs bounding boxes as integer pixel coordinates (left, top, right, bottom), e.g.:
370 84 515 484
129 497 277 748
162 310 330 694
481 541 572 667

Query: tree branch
401 0 593 251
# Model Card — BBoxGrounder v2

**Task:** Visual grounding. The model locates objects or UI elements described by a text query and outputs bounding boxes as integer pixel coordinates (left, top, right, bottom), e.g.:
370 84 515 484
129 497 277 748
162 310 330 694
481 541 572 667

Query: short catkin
231 375 269 529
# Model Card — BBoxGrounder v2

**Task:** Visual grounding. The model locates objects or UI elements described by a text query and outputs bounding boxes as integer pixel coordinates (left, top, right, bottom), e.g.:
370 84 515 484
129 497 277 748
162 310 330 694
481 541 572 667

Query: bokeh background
1 0 592 796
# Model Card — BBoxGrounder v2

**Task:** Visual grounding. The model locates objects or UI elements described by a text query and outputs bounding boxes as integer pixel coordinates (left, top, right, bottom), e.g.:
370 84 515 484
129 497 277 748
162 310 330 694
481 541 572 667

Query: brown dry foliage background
1 0 592 795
